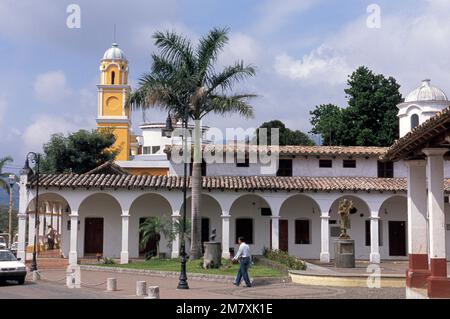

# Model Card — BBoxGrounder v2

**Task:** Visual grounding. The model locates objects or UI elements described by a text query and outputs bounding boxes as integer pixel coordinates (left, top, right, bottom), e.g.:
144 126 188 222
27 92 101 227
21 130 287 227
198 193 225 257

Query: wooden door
389 221 406 256
84 218 103 255
270 219 289 252
279 220 289 252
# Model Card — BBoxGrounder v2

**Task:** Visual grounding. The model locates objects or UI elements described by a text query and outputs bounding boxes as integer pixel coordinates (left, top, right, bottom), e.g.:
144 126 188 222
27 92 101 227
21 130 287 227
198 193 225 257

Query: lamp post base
177 250 189 290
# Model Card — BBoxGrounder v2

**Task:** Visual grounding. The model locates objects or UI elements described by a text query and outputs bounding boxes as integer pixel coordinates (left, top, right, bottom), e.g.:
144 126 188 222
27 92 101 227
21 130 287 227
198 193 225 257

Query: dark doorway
235 218 253 244
270 219 289 252
201 217 210 254
139 217 159 257
84 218 103 255
388 221 406 256
201 218 210 243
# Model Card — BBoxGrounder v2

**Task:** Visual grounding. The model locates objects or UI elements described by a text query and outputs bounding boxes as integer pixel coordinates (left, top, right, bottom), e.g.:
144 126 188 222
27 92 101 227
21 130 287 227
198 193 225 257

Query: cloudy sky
1 0 449 172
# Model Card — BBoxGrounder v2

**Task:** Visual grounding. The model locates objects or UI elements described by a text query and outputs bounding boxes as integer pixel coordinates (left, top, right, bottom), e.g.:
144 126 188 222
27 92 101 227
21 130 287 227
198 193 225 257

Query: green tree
255 120 314 146
309 66 403 146
309 104 343 146
40 129 117 174
128 27 256 259
0 156 14 194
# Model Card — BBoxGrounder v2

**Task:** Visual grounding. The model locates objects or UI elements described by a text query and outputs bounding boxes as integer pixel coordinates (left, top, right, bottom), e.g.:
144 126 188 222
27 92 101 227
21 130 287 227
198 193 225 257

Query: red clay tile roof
28 174 408 192
383 106 450 161
164 144 387 158
85 161 129 175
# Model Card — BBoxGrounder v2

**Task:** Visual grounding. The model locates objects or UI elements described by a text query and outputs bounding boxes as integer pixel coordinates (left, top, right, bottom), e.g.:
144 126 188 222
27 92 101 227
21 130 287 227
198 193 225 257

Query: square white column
423 148 447 260
320 214 330 263
369 216 380 264
120 211 129 264
27 213 35 258
406 160 428 255
17 214 27 261
271 216 280 250
171 214 180 258
69 212 78 266
221 214 230 259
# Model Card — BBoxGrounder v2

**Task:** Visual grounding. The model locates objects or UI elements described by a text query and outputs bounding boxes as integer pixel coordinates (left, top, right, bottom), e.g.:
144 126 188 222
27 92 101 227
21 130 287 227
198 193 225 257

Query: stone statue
210 228 216 241
338 198 353 239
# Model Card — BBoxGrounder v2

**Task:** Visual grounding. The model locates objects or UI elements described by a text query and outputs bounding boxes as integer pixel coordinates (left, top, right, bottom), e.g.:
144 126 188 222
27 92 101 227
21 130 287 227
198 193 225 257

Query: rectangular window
235 218 253 244
319 159 332 168
143 146 160 154
365 220 383 246
378 161 394 178
152 146 161 154
260 208 272 216
330 226 340 237
295 220 310 244
343 159 356 168
276 159 293 176
143 146 151 154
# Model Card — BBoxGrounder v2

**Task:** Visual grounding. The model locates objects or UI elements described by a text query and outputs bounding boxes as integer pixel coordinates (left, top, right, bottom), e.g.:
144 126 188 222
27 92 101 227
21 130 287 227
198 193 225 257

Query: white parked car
0 237 6 249
0 249 27 285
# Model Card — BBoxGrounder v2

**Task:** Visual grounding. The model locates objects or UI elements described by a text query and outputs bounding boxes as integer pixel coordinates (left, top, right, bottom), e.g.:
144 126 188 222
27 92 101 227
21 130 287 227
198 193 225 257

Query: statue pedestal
203 242 222 269
334 239 355 268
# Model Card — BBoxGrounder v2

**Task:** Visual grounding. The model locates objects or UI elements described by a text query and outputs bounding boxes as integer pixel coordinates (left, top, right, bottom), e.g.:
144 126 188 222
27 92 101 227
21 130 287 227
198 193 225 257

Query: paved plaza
0 269 405 299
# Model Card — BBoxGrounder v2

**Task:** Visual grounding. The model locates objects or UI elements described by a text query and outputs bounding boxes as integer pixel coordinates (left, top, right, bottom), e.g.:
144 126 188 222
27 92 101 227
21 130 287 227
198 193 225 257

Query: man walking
46 225 55 250
232 236 252 287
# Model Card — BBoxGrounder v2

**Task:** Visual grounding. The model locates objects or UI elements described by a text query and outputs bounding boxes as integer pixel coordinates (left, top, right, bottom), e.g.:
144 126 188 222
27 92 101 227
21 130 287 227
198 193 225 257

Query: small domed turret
405 79 448 102
397 79 450 137
102 43 126 61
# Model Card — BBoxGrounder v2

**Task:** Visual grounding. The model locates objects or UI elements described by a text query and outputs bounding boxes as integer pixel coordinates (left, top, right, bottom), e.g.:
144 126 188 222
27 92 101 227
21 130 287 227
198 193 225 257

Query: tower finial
113 24 117 44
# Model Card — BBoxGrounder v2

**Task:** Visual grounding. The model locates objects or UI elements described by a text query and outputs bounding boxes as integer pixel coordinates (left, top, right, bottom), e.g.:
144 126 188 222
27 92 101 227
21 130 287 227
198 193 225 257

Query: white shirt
234 242 251 259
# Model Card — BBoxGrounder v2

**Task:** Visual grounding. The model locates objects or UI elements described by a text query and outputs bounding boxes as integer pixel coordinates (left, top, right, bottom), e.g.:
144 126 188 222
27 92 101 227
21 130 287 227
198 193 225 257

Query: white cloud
273 1 450 95
219 33 263 67
33 70 72 104
22 114 93 152
274 47 352 85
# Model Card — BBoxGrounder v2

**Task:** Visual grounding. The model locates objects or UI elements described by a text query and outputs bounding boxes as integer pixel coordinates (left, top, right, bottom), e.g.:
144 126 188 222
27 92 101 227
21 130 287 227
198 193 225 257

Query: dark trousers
235 256 252 287
47 238 54 250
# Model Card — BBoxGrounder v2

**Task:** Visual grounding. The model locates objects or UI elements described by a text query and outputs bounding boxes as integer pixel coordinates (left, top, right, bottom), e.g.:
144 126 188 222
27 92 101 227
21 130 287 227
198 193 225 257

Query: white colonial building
15 75 450 275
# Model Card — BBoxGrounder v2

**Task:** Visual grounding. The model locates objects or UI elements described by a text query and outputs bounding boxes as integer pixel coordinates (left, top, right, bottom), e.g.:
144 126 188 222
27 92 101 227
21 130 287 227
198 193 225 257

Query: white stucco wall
278 194 321 259
228 194 272 256
128 193 173 257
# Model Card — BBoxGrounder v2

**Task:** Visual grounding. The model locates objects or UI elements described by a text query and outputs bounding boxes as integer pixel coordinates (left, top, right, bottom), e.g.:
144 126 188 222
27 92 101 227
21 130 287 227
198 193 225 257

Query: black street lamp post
24 152 40 272
163 109 189 290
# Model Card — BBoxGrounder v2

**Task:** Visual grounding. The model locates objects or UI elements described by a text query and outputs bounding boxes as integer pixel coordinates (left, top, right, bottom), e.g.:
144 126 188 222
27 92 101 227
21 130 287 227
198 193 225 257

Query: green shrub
102 257 116 265
262 248 306 270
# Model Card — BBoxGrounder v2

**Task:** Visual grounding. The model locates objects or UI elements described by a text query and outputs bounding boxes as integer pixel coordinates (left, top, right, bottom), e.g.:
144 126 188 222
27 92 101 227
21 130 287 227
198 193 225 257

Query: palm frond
196 27 229 82
202 93 256 119
153 30 195 72
207 61 256 93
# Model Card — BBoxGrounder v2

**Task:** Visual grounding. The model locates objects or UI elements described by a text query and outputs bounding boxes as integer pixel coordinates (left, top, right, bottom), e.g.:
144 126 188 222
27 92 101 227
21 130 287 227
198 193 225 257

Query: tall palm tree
0 156 14 194
128 27 257 259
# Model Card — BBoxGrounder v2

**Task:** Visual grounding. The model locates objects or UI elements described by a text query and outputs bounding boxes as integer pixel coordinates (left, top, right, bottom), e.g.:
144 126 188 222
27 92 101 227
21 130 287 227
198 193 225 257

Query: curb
79 265 289 285
288 270 405 288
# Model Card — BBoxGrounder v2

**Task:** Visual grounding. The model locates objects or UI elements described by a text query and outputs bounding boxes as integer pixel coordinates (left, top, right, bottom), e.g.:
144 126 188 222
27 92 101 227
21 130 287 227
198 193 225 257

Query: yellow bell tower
96 42 131 161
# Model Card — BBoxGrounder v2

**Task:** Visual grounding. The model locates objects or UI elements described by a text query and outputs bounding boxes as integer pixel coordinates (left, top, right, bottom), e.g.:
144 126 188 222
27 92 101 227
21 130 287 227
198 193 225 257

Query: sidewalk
32 268 405 299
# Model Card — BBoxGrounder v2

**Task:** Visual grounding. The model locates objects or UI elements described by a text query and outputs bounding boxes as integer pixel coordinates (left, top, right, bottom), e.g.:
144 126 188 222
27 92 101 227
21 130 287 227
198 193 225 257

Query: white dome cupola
397 79 450 137
102 42 127 61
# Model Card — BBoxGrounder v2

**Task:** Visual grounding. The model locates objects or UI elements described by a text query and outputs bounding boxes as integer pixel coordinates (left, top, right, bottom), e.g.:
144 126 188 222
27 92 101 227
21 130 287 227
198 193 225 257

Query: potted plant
140 217 167 259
